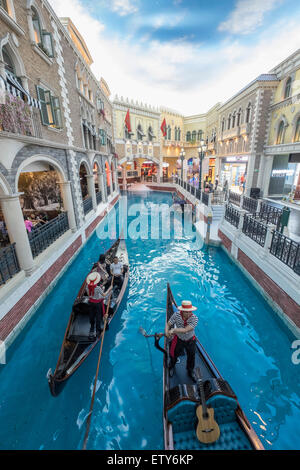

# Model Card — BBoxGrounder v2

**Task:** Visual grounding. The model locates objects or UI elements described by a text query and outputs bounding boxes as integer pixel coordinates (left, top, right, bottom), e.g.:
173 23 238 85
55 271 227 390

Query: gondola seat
169 395 253 450
67 301 92 342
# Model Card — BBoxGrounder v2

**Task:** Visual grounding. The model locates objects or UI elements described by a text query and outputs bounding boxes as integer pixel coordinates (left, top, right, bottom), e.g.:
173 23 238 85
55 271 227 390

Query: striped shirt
86 285 104 302
168 311 198 341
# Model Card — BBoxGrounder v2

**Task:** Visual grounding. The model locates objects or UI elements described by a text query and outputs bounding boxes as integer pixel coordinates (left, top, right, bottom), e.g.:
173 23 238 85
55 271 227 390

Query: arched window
197 130 203 141
178 127 181 141
0 0 9 14
294 117 300 142
2 45 16 76
232 112 236 128
167 125 171 140
192 130 196 141
284 77 292 99
148 125 155 142
174 126 178 141
137 123 145 141
237 109 241 127
246 104 251 123
276 120 285 144
186 131 191 142
31 6 54 58
32 7 42 45
221 118 225 132
227 114 231 130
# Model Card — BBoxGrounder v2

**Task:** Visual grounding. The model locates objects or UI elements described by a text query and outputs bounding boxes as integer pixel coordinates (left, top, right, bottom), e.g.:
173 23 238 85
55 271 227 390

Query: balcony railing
202 192 209 206
242 214 267 247
96 191 102 205
229 191 241 206
270 232 300 275
28 213 69 258
212 191 226 205
225 204 240 228
242 196 258 213
259 203 282 227
0 243 20 286
83 197 93 215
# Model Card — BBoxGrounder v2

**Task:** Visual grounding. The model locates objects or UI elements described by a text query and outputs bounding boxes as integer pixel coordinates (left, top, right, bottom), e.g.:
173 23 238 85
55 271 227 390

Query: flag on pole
125 109 131 133
160 118 167 137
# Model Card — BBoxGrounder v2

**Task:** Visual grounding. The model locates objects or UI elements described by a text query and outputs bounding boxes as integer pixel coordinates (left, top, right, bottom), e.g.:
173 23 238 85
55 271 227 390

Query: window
167 125 171 140
192 130 196 141
227 114 231 130
221 119 225 132
237 109 241 127
2 46 15 76
148 126 155 142
197 130 203 141
174 126 177 141
32 7 54 58
232 112 236 128
294 117 300 142
186 131 191 142
97 97 104 111
178 127 181 141
99 128 107 146
284 77 292 99
246 104 251 123
137 124 145 141
276 120 284 144
36 86 62 128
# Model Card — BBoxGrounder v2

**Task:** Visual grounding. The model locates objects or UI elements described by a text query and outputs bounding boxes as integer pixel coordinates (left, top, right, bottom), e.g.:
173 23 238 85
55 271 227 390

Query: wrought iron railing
270 231 300 275
202 192 209 206
259 203 282 227
242 196 258 213
28 213 69 258
83 197 93 215
228 191 241 206
0 243 20 286
107 186 111 196
242 214 267 247
224 204 240 228
212 191 225 205
96 191 102 205
195 189 201 200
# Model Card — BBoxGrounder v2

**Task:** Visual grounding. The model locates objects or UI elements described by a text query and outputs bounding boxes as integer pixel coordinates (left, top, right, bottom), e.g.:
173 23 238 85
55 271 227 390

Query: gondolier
86 272 112 339
165 300 198 382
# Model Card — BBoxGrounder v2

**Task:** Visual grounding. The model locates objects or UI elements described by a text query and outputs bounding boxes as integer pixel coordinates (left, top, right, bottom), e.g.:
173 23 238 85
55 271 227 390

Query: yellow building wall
114 108 160 142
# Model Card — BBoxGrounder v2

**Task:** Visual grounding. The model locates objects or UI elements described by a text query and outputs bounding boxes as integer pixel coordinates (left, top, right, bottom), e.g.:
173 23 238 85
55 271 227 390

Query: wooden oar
82 276 115 450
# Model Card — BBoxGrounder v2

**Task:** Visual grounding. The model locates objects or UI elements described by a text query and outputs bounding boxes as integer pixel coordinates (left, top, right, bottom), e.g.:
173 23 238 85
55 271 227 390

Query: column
260 155 274 198
102 170 108 202
86 175 97 211
0 194 34 276
245 153 256 197
58 182 77 232
97 170 103 202
122 166 127 190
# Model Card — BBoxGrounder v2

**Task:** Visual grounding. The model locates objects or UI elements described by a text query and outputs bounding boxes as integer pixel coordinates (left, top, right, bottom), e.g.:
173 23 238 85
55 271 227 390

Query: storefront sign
271 169 295 177
225 156 248 163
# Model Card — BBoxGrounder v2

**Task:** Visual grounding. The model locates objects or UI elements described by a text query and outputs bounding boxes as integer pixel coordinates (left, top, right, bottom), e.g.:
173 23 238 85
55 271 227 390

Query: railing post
256 198 262 214
87 175 97 211
240 194 244 209
264 224 276 255
238 210 246 234
59 181 77 232
208 192 212 208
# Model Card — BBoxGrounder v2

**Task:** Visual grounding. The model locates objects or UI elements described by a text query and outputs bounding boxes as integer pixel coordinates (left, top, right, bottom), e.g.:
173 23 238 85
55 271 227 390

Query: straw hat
86 271 101 285
179 300 197 312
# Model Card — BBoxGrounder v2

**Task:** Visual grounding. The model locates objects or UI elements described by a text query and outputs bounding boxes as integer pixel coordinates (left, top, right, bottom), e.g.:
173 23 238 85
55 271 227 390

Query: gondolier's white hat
86 271 101 285
179 300 197 312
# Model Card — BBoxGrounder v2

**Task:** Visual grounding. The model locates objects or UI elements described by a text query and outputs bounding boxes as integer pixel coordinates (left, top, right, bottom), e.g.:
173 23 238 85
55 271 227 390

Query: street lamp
198 139 207 194
180 147 185 181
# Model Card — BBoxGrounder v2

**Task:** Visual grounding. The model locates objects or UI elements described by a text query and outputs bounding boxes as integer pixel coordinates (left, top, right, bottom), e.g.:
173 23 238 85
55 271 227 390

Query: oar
139 327 167 356
82 276 115 450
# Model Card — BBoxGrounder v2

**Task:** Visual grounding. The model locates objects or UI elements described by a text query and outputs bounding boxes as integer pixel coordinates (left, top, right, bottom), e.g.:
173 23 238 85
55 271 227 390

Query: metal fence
202 192 209 206
224 204 240 228
270 231 300 275
28 212 69 258
259 202 282 227
242 196 258 213
83 197 93 215
0 243 20 286
242 214 267 247
96 191 102 205
212 191 226 205
228 191 241 206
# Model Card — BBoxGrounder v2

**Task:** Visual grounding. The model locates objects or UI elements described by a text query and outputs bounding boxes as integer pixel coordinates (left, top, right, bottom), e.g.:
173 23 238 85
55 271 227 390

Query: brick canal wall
0 195 119 347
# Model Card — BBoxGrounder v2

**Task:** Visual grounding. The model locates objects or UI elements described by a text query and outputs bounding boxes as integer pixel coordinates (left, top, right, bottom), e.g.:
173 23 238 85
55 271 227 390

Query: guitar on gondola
195 367 220 444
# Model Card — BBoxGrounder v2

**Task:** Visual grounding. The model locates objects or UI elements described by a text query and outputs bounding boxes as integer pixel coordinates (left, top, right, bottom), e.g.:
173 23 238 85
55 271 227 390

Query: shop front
220 156 248 191
268 154 300 198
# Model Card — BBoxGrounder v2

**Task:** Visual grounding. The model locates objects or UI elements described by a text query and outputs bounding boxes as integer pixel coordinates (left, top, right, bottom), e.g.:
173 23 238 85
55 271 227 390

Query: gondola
47 238 129 396
157 284 264 450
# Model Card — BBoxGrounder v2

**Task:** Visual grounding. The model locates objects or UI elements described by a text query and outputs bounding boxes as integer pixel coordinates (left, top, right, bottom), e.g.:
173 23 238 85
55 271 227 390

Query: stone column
0 194 34 276
245 153 256 197
97 171 103 202
58 182 77 232
86 175 97 211
260 155 274 198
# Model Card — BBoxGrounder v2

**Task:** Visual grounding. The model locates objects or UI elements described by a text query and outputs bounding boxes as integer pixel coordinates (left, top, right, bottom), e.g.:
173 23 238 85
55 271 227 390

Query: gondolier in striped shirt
165 300 198 382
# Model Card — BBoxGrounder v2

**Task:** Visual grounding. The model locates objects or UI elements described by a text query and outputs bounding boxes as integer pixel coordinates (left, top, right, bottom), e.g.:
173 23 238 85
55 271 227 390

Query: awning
5 72 41 109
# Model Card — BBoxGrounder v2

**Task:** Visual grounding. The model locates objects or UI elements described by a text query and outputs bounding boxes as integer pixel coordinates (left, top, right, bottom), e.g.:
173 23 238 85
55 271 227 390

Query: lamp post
198 139 207 194
180 147 185 181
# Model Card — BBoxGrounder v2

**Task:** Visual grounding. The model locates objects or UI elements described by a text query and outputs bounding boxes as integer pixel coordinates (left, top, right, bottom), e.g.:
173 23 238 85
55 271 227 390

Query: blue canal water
0 191 299 450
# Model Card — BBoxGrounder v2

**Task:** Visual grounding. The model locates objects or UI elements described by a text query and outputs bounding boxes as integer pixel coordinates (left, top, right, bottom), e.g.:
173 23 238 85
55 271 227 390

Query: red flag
125 109 131 133
161 118 167 137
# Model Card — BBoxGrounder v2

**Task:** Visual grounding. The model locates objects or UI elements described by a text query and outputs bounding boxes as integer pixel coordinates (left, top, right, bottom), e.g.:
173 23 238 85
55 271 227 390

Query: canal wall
0 194 120 350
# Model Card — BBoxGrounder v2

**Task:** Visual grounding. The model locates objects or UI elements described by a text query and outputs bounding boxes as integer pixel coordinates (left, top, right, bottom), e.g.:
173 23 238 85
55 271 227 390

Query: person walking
165 300 198 382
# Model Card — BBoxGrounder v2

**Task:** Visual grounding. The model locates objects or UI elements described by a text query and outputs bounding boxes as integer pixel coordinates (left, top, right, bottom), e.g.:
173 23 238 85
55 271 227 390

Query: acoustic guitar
195 367 220 444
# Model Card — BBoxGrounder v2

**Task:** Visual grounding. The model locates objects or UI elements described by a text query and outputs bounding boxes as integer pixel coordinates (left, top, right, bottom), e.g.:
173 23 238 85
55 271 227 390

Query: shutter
36 85 49 125
44 90 54 125
51 96 62 128
42 31 55 58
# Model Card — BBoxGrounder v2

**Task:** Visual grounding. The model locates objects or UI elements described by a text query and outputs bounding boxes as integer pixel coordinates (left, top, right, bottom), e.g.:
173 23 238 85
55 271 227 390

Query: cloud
48 0 300 115
110 0 139 16
218 0 283 35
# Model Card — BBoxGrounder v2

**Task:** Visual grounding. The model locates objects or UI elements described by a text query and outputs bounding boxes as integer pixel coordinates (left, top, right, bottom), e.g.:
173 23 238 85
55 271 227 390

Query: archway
79 162 89 200
93 161 103 204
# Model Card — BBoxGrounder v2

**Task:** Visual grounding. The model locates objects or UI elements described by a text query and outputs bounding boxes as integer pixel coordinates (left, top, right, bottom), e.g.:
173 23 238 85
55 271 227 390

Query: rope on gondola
82 276 115 450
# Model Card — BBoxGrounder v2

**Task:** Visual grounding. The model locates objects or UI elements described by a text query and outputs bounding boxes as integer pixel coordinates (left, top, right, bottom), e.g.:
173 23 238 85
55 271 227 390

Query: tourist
215 175 219 191
24 216 33 233
165 300 198 382
97 254 110 284
110 256 124 290
86 272 112 339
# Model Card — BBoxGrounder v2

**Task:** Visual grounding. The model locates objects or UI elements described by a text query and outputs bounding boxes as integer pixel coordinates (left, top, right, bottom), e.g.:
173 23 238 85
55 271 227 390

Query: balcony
239 123 251 135
220 127 240 141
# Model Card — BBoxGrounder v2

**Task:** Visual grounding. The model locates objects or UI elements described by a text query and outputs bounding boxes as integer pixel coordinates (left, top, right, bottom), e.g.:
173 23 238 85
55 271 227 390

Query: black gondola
158 284 264 450
47 238 129 396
